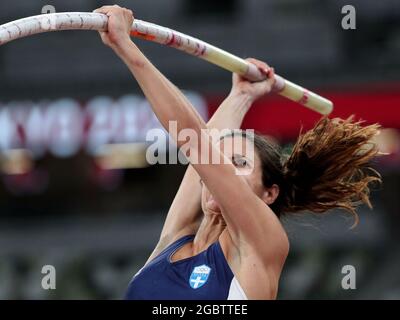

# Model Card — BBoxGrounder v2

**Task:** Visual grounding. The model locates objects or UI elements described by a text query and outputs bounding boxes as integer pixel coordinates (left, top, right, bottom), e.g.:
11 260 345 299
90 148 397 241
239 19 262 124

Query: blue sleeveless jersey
125 235 235 300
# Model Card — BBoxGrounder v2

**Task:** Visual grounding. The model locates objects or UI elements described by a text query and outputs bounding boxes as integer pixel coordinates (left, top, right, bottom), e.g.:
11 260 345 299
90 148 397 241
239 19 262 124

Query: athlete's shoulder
145 231 194 265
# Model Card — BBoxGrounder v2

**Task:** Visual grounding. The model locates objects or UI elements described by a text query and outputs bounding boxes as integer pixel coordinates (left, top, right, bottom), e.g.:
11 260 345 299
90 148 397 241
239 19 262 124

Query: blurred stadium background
0 0 399 299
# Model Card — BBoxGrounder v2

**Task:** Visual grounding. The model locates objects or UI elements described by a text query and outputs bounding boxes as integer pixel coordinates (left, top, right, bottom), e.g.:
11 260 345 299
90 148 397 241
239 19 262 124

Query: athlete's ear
261 184 279 205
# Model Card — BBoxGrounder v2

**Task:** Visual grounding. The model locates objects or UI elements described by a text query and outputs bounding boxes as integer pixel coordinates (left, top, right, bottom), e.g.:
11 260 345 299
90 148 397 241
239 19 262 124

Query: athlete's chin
205 200 222 215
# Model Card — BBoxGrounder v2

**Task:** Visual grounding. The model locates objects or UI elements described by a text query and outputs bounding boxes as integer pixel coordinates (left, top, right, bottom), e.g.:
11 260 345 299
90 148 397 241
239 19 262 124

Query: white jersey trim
227 277 248 300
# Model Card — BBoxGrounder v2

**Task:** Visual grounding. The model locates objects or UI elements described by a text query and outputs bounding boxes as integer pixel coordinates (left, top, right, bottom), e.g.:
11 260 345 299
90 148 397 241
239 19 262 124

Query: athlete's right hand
94 5 134 50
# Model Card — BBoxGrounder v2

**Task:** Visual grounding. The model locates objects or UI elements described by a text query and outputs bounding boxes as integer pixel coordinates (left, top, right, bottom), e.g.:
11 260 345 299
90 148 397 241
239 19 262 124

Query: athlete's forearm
113 39 206 144
207 92 254 130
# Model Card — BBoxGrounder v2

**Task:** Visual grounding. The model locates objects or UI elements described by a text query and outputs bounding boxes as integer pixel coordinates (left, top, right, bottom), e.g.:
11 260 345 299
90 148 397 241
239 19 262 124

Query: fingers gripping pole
0 12 333 115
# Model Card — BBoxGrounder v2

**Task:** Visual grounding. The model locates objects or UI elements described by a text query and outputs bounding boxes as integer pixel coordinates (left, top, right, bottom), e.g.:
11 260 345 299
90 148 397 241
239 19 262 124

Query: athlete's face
201 135 266 215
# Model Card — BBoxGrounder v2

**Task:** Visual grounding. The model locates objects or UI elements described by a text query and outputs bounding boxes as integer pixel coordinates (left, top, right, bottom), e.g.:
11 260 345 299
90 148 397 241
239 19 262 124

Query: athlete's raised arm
150 59 275 261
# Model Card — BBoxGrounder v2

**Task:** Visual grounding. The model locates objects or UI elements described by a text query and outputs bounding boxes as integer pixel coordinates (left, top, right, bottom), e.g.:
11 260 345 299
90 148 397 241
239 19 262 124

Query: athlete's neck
192 214 226 255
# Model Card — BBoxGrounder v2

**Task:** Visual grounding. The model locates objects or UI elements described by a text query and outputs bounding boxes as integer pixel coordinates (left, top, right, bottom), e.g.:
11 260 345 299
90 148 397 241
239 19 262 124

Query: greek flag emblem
189 264 211 289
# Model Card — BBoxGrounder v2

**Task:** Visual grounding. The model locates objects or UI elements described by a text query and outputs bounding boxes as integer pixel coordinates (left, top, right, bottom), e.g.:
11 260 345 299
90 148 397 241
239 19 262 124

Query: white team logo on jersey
189 265 211 289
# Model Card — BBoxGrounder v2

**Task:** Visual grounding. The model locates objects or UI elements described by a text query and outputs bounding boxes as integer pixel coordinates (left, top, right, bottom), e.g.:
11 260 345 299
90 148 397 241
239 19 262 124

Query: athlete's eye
232 157 247 167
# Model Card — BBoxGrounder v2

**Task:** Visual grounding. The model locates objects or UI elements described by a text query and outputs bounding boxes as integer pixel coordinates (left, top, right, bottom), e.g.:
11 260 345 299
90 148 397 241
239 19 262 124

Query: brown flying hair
225 116 382 227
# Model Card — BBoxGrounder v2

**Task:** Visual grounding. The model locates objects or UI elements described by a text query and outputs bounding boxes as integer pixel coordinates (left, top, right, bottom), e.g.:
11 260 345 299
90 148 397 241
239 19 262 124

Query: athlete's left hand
230 58 276 102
